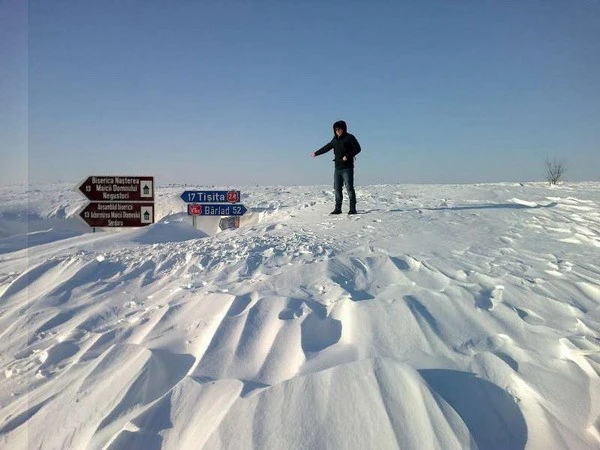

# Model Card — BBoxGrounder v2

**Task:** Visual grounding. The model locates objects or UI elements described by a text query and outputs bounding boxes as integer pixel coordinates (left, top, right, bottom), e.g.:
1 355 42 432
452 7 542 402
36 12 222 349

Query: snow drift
0 182 599 449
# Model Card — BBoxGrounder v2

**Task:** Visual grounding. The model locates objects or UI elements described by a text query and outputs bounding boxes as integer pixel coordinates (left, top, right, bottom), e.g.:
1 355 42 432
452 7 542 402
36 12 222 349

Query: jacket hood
333 120 347 134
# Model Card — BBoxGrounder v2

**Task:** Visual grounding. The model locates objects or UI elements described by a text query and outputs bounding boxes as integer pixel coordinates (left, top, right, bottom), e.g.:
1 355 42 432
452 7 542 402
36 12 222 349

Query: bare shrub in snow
544 158 566 185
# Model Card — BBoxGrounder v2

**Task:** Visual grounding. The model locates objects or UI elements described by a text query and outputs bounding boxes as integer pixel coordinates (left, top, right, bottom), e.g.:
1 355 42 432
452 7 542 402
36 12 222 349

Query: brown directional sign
78 176 154 202
79 202 155 228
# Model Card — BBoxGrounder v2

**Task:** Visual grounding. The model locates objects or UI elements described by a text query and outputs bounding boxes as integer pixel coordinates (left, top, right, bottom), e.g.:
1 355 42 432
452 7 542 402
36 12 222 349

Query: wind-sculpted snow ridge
0 182 599 449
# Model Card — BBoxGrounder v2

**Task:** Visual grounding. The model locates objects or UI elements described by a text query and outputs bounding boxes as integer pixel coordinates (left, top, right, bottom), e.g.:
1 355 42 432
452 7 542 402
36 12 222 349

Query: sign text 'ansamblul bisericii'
77 175 155 228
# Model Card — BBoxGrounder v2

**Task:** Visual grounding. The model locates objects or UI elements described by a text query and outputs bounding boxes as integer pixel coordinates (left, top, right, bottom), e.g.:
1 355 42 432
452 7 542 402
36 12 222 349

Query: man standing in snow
311 120 361 215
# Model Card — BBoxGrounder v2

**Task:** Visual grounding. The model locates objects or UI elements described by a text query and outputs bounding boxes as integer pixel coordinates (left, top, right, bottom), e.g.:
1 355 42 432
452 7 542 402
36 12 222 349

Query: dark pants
334 168 356 211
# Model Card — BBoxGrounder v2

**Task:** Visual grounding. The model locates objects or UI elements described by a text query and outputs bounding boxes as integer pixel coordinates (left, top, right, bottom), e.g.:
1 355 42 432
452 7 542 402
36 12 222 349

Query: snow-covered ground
1 181 599 449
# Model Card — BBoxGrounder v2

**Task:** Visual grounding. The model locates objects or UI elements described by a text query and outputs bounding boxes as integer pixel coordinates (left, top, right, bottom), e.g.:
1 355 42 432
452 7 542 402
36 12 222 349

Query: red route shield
227 190 240 203
188 204 202 215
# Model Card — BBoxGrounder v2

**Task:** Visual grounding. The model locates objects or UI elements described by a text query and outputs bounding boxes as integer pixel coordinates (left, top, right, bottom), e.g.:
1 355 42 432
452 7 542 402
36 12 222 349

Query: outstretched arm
311 140 334 158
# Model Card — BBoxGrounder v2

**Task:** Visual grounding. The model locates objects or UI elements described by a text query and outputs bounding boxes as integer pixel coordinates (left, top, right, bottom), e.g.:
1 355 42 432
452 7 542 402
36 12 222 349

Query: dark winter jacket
314 120 362 169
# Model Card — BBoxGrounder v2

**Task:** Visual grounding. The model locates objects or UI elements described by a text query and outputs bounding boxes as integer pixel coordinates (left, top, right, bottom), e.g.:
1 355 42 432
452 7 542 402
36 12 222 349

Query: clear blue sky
2 0 599 186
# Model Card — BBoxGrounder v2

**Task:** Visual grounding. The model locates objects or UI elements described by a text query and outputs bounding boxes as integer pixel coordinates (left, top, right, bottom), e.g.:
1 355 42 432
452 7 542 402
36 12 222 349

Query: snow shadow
132 218 209 244
324 258 377 302
420 369 527 450
405 295 440 334
95 349 196 435
301 313 342 354
0 211 92 253
388 202 558 213
0 398 54 434
0 228 86 255
475 288 495 311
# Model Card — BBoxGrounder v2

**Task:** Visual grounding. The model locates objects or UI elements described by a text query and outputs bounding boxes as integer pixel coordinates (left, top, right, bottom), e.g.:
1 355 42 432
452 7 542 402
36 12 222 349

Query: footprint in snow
476 286 504 311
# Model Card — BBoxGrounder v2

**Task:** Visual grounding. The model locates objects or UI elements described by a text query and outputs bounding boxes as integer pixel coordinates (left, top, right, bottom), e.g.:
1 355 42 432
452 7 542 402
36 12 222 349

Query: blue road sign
188 204 247 216
180 190 241 203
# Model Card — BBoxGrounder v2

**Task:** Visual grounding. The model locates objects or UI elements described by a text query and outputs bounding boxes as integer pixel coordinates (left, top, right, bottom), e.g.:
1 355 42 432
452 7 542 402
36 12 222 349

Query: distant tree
544 158 566 185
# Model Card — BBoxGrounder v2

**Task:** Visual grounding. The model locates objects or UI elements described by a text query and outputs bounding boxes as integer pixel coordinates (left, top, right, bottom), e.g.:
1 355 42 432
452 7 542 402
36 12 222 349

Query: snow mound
1 182 599 449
